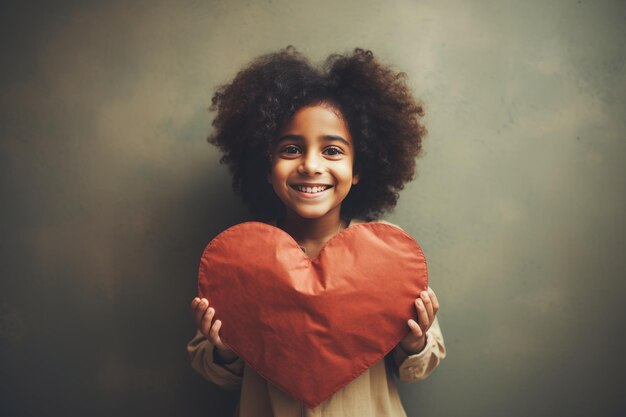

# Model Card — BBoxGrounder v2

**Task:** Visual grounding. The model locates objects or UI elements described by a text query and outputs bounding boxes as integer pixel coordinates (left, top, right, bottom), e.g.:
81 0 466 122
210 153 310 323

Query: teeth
295 185 329 193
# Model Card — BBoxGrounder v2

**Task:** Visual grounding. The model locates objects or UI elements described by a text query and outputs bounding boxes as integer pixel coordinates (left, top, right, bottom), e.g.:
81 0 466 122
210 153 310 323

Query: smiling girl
188 47 446 417
267 104 360 259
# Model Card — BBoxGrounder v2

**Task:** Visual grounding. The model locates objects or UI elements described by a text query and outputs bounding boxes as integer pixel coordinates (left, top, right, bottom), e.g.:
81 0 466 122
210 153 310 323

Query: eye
280 145 301 155
323 147 344 156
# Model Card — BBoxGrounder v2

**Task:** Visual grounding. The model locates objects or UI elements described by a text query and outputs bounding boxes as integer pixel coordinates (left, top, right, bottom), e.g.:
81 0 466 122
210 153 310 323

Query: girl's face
268 104 360 221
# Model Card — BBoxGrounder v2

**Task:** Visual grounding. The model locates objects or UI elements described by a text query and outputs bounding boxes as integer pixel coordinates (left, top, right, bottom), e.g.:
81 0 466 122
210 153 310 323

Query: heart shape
197 221 428 407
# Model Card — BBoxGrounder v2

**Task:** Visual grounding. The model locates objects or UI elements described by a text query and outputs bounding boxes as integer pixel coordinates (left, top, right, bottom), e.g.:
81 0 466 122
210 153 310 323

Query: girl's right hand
191 297 238 363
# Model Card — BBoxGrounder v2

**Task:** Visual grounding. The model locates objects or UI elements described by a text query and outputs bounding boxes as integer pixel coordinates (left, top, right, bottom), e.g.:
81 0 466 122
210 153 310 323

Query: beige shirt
187 219 447 417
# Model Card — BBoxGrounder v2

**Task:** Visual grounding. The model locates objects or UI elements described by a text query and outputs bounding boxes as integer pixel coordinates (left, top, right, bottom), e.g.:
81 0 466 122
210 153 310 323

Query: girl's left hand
399 287 439 355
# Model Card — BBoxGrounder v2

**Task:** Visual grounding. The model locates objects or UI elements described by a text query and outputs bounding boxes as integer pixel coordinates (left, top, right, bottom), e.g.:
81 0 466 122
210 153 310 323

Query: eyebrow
277 134 352 148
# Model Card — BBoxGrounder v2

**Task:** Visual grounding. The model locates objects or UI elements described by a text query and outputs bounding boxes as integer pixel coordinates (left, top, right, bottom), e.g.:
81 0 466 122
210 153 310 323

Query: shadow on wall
182 171 250 417
0 129 250 416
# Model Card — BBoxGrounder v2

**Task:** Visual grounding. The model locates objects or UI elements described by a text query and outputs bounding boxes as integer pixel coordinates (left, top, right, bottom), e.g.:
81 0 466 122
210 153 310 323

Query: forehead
279 104 351 139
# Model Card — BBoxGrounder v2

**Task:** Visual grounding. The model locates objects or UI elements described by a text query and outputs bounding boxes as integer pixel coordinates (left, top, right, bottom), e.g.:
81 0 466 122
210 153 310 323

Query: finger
201 306 216 337
191 297 203 317
191 297 200 311
193 298 209 327
192 298 204 325
210 319 225 348
415 298 430 332
428 287 440 315
407 319 423 338
421 291 435 322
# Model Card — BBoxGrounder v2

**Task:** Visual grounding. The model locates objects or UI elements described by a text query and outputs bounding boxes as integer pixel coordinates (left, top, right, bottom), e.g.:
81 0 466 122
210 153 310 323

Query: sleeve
187 330 245 390
390 317 446 382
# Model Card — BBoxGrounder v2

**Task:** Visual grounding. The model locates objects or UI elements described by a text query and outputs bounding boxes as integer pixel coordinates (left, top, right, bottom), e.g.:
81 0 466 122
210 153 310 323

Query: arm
187 297 244 390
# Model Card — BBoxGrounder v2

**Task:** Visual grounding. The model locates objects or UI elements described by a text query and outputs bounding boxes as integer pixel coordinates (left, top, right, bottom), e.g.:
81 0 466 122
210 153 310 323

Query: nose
298 151 322 176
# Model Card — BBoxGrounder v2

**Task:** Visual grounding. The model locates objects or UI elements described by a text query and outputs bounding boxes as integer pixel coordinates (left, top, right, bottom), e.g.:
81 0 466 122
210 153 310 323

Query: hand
191 297 238 363
399 287 439 355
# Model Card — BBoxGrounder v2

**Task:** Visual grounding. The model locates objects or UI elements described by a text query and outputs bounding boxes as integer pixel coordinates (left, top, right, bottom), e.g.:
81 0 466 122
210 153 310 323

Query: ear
352 173 360 185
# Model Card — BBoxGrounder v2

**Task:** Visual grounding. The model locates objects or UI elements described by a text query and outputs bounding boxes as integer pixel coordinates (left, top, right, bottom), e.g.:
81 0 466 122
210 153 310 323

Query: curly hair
208 46 426 221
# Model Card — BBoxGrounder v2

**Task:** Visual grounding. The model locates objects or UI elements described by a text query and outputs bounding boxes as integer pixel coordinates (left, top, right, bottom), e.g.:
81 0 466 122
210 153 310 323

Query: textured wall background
1 0 625 416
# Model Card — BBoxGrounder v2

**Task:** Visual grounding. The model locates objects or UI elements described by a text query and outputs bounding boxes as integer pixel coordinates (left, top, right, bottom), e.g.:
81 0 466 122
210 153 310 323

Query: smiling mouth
290 184 333 194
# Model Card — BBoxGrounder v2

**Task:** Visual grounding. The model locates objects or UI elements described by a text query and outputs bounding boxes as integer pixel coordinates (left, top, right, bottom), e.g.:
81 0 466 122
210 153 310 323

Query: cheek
335 164 357 186
269 163 291 188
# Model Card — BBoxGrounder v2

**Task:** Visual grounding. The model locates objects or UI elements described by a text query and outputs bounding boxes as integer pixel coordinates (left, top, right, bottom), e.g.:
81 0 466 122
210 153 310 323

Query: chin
288 206 338 220
292 210 328 219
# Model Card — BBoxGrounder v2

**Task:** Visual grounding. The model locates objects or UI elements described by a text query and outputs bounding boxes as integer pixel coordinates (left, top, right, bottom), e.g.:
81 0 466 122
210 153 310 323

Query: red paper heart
197 221 428 407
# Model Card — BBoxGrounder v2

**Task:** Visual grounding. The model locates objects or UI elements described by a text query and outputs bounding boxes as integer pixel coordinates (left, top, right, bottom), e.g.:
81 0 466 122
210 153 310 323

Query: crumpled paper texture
198 221 428 407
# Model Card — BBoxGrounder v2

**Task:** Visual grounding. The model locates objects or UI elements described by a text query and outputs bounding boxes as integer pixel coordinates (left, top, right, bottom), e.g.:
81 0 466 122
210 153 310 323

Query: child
188 47 446 417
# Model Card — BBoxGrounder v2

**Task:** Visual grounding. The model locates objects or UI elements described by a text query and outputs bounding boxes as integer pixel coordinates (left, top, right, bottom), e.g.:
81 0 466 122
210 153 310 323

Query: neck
279 208 346 245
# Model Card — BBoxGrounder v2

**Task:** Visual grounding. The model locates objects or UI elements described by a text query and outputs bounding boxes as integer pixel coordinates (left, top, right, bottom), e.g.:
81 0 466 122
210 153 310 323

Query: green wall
1 0 624 416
